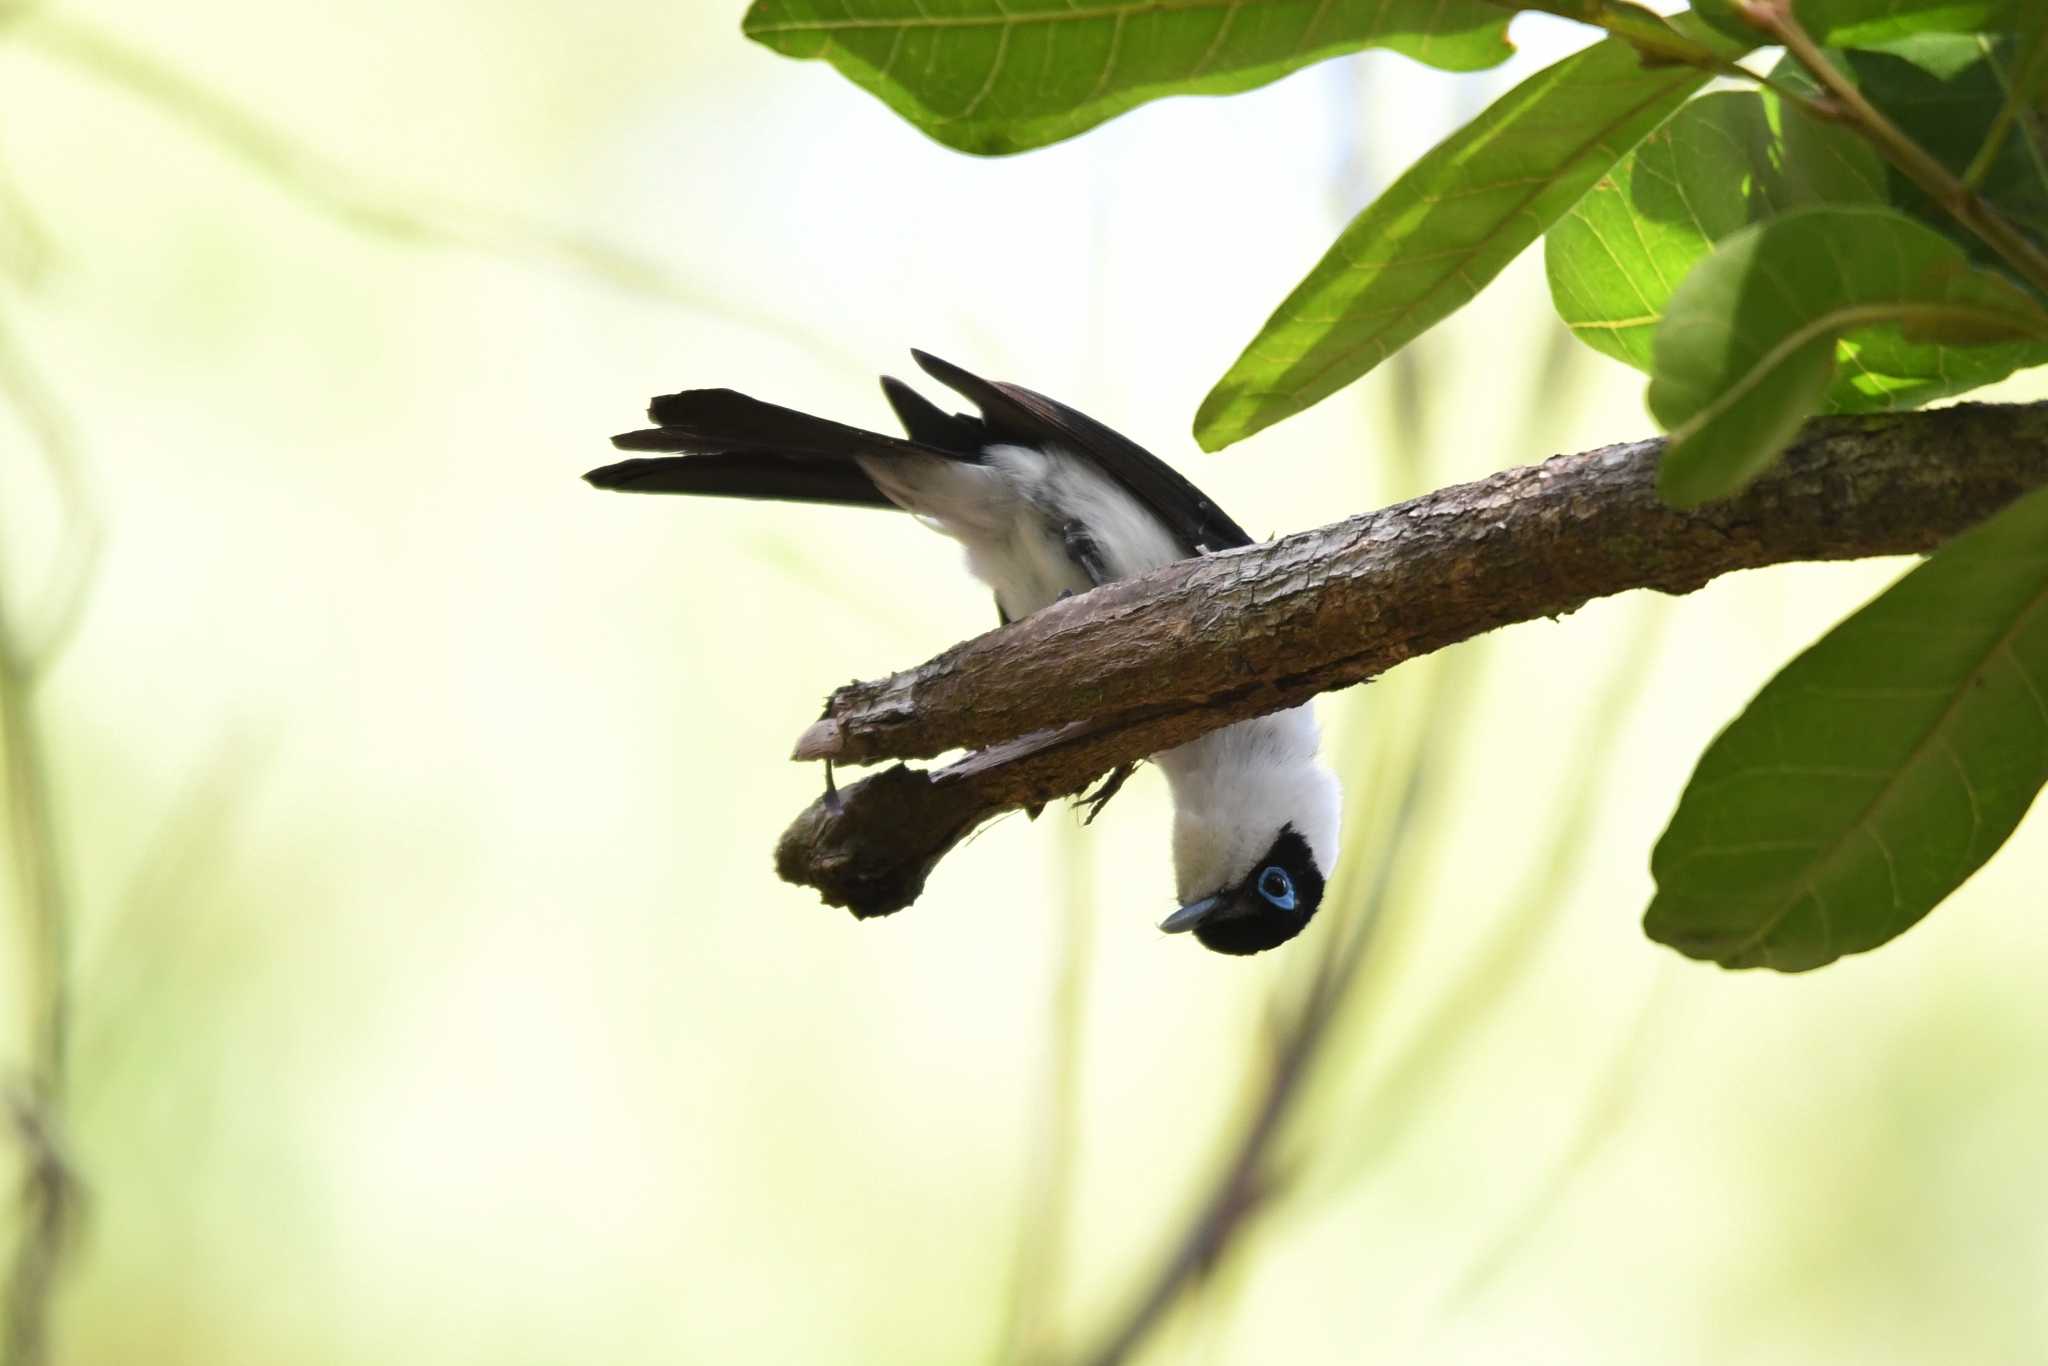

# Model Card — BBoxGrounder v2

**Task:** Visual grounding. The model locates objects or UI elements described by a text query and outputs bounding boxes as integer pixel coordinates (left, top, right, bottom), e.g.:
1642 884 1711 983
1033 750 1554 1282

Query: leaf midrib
1664 300 2048 447
1217 57 1701 434
1718 574 2048 964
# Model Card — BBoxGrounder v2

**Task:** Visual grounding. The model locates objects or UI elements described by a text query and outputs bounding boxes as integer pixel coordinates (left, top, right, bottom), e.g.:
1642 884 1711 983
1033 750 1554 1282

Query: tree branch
777 401 2048 917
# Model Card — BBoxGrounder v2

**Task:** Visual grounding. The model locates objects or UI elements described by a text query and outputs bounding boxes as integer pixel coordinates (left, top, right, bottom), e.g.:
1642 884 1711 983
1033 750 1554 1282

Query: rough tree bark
775 401 2048 917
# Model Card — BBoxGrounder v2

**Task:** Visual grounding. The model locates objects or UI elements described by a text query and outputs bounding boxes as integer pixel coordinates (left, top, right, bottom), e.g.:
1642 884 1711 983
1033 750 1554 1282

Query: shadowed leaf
741 0 1514 157
1646 484 2048 971
1824 34 2048 270
1545 89 1886 375
1694 0 2023 47
1648 206 2048 506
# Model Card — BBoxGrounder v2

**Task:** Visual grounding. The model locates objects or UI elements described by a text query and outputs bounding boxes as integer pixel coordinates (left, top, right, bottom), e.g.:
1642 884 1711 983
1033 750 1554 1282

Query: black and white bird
585 351 1341 955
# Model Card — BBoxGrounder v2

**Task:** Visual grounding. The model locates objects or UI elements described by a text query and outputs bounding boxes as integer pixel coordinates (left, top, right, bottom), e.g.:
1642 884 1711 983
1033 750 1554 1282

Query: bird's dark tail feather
584 451 899 508
880 375 985 452
589 386 971 510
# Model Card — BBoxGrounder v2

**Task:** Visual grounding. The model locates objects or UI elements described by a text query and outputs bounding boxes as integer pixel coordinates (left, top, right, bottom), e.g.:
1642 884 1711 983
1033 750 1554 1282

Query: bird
584 350 1341 955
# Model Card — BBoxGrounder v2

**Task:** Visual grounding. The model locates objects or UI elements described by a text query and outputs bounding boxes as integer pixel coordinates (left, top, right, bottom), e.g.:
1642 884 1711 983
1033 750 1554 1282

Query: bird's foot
1075 763 1135 825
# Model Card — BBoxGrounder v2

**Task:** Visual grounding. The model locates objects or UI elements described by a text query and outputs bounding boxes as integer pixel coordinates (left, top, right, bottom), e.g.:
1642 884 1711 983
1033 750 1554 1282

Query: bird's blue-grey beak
1158 895 1227 934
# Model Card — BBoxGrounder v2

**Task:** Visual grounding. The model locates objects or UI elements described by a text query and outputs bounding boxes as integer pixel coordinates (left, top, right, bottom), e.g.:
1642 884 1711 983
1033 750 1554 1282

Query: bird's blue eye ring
1256 866 1297 910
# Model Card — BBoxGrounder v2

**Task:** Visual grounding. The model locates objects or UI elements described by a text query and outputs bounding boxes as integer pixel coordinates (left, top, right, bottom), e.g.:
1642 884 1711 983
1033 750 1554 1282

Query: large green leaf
1648 205 2048 506
1694 0 2023 47
741 0 1514 156
1546 88 1886 376
1646 484 2048 972
1194 30 1725 451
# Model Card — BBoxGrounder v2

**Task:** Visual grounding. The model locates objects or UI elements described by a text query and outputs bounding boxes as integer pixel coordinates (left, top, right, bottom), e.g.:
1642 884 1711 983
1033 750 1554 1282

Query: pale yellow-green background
2 3 2044 1362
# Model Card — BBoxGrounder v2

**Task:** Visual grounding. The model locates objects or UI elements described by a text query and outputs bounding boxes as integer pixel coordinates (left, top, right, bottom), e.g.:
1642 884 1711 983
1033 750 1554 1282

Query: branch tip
793 717 843 761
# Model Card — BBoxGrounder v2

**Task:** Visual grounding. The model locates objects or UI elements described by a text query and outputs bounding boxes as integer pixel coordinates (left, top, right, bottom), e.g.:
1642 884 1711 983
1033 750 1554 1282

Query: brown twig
1477 1 1812 104
1072 724 1444 1366
1486 1 2048 291
0 645 79 1366
777 401 2048 916
0 1092 77 1366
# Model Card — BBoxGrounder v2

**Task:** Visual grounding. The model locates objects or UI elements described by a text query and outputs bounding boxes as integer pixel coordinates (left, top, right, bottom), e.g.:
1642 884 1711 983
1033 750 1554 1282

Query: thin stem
1481 0 1723 67
1966 20 2048 190
0 573 79 1366
1505 0 2048 295
1479 0 1803 101
0 317 100 676
1741 0 2048 296
0 628 67 1093
0 314 87 1366
1072 677 1456 1366
0 1093 73 1366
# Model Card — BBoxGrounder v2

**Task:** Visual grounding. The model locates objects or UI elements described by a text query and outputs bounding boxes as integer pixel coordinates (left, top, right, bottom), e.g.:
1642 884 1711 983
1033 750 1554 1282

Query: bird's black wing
588 387 976 510
909 349 1254 555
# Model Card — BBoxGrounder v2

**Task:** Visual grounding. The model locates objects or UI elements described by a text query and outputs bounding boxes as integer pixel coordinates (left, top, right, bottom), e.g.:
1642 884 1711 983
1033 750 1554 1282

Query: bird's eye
1256 866 1297 910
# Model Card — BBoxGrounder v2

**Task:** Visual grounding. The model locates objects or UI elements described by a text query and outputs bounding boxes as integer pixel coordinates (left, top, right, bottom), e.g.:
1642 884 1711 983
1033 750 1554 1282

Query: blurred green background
2 2 2045 1362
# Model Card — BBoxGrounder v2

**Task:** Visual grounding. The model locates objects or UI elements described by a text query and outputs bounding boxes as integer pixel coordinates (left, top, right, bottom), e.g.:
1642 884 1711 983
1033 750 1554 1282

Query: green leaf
1825 35 2048 262
740 0 1514 156
1966 12 2048 188
1694 0 2023 48
1648 206 2048 507
1194 30 1727 451
1646 484 2048 972
1549 35 2048 380
1546 88 1887 375
1805 0 2022 46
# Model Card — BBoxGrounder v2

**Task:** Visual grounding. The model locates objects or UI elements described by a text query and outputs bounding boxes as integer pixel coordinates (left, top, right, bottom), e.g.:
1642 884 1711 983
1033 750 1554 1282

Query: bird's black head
1161 827 1327 957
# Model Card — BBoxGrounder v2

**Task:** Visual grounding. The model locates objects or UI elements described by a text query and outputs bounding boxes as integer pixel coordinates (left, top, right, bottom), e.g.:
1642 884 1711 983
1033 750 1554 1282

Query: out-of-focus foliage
1647 206 2048 505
